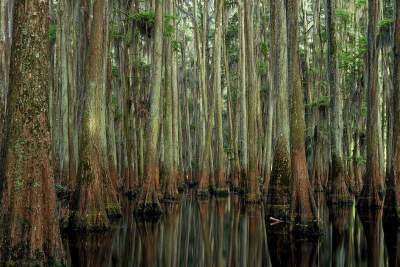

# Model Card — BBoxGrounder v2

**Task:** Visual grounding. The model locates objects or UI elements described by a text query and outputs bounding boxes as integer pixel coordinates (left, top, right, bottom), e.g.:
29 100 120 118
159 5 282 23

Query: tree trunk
384 0 400 220
287 0 319 231
135 0 163 216
70 0 121 230
358 0 383 209
0 0 64 262
245 0 261 202
213 0 228 195
326 0 352 205
266 0 291 219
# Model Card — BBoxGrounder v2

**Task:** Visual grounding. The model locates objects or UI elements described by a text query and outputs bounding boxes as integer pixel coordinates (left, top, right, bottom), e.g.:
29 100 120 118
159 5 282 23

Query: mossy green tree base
212 187 230 197
106 202 122 218
196 188 211 199
266 137 291 220
69 210 110 232
134 202 163 219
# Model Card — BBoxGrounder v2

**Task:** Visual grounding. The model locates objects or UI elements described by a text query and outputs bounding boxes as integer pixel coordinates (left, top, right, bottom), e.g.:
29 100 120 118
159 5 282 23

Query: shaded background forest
0 0 399 264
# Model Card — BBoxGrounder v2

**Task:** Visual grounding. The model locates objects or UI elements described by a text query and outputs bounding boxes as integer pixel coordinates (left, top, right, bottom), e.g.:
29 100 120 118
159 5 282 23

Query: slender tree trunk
245 0 261 202
163 0 179 200
287 0 319 231
213 0 228 195
384 0 400 220
135 0 163 216
0 0 64 262
326 0 352 204
358 0 383 209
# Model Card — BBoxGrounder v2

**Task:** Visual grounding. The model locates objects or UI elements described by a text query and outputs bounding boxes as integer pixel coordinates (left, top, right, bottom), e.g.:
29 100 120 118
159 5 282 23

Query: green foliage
164 14 176 38
129 10 155 25
260 42 269 58
258 61 268 75
336 9 352 23
49 23 57 43
356 0 366 7
379 18 394 28
306 96 330 109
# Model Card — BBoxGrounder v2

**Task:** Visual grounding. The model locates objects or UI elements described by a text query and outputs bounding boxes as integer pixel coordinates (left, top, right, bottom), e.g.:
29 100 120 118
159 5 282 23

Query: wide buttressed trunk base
290 150 320 236
266 137 291 220
383 185 400 223
196 169 211 199
162 170 180 202
357 180 383 210
135 163 162 218
245 170 261 203
328 156 353 206
70 150 121 231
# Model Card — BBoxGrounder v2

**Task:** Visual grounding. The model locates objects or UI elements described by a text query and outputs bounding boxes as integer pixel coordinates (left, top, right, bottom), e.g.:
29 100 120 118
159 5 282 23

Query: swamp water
63 193 400 267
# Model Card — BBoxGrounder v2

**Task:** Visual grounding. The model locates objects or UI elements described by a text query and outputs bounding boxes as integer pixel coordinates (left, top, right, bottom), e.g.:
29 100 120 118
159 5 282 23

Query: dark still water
63 193 400 267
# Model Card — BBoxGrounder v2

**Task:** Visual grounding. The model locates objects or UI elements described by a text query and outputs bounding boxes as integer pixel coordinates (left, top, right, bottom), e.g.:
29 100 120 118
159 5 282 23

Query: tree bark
0 0 64 263
358 0 383 209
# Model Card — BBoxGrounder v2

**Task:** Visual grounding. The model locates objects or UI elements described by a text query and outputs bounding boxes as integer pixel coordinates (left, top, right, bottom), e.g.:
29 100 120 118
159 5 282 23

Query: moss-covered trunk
266 0 291 218
0 0 64 263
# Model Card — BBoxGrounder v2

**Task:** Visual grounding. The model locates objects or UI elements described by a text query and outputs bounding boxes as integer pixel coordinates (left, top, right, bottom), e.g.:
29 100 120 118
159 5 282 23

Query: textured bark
135 0 163 216
287 0 319 231
162 0 179 200
326 0 352 205
244 0 261 202
384 0 400 219
358 0 383 209
266 0 291 218
70 0 121 231
238 0 248 178
213 0 228 195
0 0 64 263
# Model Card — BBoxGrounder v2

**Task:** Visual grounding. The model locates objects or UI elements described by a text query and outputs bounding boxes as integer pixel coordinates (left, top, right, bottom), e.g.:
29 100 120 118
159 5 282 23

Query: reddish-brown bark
0 0 64 263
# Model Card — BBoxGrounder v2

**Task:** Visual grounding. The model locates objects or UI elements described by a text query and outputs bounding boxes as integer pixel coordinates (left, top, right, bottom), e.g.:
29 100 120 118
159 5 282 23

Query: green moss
212 187 230 197
106 202 122 218
134 202 163 219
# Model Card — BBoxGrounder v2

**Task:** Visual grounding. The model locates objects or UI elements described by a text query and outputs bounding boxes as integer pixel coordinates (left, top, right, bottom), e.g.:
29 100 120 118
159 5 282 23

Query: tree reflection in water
64 193 397 266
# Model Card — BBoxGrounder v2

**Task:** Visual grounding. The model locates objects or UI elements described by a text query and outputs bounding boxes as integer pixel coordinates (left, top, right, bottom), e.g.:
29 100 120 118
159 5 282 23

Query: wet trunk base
357 182 383 210
290 221 322 238
383 186 400 224
211 186 230 197
134 191 163 219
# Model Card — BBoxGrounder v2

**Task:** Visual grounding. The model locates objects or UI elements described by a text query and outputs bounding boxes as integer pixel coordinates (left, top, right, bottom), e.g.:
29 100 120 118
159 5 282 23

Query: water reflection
64 193 400 267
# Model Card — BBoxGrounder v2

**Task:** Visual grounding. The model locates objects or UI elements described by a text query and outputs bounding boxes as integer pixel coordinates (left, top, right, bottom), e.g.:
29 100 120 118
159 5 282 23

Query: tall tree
384 0 400 219
266 0 291 218
213 0 228 195
326 0 352 204
163 0 179 200
287 0 318 230
136 0 164 215
358 0 383 209
245 0 261 202
70 0 121 230
0 0 64 262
